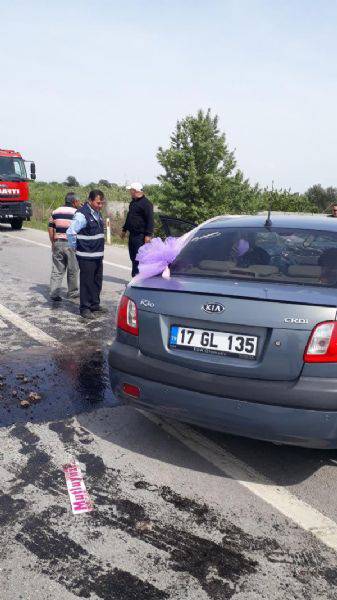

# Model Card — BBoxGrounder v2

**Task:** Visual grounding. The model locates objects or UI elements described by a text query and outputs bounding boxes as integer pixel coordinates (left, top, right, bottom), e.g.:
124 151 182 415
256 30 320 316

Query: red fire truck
0 148 36 230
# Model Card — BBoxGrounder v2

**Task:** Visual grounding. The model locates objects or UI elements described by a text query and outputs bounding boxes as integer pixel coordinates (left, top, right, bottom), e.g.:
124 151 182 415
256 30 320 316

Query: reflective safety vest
76 203 105 260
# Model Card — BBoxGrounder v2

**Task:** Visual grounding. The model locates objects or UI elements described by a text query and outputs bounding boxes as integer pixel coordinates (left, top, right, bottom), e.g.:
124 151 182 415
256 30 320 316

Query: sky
1 0 337 192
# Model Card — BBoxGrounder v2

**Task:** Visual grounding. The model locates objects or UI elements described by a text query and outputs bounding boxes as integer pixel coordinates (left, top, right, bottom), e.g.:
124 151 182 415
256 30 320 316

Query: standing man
66 189 107 320
48 192 81 301
121 182 154 277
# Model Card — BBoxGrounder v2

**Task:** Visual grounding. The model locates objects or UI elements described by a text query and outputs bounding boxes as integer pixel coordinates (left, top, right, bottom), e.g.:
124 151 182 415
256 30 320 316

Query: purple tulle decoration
133 231 193 282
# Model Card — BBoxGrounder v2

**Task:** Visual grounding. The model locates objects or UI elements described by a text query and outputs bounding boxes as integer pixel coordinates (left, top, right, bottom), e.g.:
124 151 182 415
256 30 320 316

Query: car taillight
304 321 337 363
122 383 140 398
117 296 139 336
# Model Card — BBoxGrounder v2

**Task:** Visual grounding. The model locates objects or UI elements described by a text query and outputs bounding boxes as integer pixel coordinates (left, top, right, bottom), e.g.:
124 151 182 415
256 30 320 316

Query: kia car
109 215 337 449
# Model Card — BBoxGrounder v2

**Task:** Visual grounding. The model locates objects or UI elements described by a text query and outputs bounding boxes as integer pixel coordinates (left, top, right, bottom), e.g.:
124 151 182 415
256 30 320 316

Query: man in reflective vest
66 189 107 320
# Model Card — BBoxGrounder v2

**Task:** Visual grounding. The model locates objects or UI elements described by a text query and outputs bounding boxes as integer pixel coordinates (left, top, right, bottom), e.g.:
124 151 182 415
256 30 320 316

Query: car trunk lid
129 276 337 381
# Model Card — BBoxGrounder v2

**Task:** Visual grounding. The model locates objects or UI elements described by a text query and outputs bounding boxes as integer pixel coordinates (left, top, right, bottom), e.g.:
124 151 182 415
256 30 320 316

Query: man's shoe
67 291 80 299
51 296 62 302
81 309 95 320
91 306 109 314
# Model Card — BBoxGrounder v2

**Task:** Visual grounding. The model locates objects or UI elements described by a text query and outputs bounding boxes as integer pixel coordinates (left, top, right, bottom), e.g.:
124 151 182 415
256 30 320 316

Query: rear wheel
11 219 23 231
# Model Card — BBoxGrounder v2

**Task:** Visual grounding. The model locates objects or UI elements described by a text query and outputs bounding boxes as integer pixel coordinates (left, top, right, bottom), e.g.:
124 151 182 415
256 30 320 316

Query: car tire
11 219 23 231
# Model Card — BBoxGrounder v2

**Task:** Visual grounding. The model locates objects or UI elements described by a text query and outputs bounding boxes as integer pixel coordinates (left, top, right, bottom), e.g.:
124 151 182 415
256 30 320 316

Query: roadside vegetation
27 181 133 243
28 109 337 238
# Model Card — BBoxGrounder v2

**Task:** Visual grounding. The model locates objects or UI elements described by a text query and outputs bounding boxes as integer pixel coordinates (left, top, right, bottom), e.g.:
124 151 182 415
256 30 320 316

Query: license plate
169 326 258 359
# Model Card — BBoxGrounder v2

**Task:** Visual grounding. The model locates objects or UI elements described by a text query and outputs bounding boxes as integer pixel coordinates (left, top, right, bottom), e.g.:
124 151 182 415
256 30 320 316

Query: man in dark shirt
121 182 154 276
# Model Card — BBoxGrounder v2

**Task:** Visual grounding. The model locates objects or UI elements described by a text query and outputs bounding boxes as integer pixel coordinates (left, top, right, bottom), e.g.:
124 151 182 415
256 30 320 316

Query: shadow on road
29 283 52 303
29 283 82 312
79 400 337 487
0 225 34 233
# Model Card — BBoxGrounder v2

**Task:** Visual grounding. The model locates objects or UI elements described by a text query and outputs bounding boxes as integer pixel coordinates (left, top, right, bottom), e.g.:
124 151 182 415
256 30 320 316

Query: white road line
6 234 50 249
0 303 62 348
103 259 130 272
141 410 337 553
5 234 131 272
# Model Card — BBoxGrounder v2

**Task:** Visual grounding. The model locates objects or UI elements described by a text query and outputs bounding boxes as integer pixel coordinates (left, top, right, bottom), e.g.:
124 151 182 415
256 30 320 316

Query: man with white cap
121 182 154 277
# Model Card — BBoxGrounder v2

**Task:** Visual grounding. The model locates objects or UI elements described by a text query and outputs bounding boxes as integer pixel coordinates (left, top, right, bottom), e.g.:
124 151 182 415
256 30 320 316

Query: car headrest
287 265 322 278
199 260 235 271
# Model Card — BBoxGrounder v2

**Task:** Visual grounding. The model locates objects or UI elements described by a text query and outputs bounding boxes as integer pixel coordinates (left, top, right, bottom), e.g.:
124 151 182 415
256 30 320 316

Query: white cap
126 181 143 192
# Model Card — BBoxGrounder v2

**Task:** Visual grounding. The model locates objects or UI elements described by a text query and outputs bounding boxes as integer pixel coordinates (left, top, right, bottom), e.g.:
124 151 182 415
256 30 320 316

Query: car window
159 215 197 238
170 227 337 287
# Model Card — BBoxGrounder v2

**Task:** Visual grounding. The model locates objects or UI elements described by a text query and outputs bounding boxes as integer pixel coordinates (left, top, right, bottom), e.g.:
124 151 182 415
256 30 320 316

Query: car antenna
265 181 273 228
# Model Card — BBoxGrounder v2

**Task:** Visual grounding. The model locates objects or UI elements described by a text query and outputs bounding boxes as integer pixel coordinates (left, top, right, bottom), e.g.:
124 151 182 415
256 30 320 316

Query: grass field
25 219 47 232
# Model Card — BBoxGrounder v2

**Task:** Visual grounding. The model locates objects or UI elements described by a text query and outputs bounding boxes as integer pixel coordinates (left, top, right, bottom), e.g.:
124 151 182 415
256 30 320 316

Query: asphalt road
1 225 337 600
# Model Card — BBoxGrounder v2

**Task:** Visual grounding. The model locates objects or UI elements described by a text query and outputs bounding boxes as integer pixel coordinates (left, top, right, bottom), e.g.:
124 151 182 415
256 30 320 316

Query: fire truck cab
0 149 36 230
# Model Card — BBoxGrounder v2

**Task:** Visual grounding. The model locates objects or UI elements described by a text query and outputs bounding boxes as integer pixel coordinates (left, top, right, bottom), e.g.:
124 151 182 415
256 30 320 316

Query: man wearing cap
121 182 154 277
48 192 81 301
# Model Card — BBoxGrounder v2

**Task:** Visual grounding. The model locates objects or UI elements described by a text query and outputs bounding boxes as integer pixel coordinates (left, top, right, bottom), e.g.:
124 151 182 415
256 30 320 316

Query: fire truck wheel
11 219 23 231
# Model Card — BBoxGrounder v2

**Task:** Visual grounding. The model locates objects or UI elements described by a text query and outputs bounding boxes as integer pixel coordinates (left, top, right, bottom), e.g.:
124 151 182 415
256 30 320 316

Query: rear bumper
109 341 337 448
0 201 32 222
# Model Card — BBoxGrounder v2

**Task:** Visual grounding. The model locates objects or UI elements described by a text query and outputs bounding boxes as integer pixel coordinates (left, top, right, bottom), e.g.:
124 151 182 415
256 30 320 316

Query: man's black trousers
128 233 145 277
77 258 103 314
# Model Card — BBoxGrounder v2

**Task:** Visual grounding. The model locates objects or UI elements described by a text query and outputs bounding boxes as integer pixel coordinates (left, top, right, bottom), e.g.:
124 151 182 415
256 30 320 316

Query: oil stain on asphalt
0 341 116 427
7 421 337 600
8 423 260 600
16 507 168 600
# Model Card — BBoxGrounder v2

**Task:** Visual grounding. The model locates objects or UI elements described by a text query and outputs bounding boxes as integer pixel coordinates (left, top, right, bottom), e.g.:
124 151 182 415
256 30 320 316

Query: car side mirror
30 162 36 180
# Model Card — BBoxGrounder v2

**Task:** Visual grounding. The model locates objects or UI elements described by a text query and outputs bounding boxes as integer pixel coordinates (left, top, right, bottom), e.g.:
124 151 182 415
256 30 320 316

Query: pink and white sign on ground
63 462 94 514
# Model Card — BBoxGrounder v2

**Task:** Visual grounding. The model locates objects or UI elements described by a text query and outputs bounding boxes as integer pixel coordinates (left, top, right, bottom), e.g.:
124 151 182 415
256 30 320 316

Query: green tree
157 109 258 222
98 179 111 188
143 183 161 203
305 184 337 212
64 175 79 187
255 187 318 214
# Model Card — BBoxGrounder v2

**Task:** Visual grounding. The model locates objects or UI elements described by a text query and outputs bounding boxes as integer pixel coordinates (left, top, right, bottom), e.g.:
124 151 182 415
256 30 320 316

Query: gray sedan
109 214 337 448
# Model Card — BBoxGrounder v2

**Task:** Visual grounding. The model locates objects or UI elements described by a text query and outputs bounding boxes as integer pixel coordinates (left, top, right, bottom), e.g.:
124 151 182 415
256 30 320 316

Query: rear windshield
170 227 337 287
